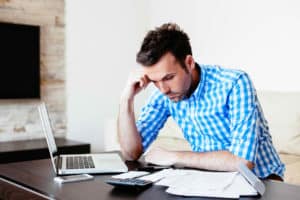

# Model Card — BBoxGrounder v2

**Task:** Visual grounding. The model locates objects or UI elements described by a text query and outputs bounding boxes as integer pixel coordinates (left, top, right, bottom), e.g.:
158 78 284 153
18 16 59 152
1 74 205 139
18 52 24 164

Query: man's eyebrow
148 73 176 82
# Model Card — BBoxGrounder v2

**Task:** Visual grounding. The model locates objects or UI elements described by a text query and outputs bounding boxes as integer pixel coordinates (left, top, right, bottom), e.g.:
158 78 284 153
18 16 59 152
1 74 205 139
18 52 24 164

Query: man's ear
185 55 195 72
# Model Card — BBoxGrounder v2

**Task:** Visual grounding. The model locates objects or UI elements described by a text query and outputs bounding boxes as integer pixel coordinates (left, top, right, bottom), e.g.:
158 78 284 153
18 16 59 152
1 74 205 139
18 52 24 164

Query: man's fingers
139 78 145 88
123 69 151 98
139 76 150 89
143 74 151 84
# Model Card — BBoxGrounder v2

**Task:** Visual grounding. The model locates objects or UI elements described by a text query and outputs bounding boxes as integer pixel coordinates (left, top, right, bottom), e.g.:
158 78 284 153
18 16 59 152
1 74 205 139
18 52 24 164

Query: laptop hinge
55 156 63 175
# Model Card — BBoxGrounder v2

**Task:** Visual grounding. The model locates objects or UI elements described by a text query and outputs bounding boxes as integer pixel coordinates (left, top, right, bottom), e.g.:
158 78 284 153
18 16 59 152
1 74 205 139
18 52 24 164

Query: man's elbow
120 146 143 161
238 159 254 170
245 160 254 170
232 154 254 171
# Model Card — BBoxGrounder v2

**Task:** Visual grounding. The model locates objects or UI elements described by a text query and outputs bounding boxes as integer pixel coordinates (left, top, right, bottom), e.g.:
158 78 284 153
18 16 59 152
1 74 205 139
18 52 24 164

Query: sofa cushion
150 136 191 151
257 91 300 156
158 118 185 139
279 153 300 185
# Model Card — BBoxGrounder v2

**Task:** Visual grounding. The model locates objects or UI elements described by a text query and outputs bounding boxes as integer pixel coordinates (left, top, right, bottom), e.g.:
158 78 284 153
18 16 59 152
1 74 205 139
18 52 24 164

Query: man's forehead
143 66 176 80
143 65 177 77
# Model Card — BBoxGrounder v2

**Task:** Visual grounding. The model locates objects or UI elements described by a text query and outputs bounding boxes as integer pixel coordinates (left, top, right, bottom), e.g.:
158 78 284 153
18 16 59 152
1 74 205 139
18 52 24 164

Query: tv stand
0 138 90 163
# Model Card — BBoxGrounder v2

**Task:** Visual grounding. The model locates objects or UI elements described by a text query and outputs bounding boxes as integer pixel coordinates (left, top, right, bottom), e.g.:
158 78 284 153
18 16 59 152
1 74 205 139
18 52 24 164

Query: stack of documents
139 169 257 198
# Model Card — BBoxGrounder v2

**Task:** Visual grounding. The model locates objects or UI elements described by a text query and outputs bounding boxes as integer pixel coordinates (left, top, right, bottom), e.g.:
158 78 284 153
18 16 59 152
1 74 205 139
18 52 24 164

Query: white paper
138 168 174 182
146 169 257 198
111 171 149 179
166 186 240 199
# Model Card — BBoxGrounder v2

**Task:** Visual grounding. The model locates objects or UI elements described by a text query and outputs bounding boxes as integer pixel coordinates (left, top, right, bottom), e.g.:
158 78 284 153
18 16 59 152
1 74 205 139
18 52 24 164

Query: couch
104 90 300 185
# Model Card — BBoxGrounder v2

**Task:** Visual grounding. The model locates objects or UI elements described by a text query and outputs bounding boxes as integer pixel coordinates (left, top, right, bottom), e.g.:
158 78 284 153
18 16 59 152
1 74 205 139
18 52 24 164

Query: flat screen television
0 22 40 99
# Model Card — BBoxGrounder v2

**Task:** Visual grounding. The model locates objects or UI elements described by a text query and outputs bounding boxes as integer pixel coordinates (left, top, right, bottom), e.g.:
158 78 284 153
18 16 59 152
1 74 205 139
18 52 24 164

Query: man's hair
136 23 192 68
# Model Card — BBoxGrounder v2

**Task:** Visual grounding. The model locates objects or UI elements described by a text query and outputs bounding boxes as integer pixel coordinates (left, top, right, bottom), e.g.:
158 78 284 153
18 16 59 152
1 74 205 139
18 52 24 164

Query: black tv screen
0 22 40 99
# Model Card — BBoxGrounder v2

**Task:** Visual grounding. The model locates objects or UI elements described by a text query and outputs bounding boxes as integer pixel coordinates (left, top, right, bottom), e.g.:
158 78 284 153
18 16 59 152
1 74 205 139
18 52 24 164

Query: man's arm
145 147 254 171
117 71 150 161
118 97 143 161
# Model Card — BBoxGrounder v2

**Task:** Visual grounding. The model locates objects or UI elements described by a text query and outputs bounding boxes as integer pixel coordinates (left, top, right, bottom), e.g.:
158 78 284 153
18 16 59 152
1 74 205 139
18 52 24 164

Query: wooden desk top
1 159 300 200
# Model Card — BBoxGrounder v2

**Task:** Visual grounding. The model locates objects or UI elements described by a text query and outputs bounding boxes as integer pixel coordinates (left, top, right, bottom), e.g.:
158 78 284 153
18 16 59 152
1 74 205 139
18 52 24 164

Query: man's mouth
167 94 177 98
168 94 182 101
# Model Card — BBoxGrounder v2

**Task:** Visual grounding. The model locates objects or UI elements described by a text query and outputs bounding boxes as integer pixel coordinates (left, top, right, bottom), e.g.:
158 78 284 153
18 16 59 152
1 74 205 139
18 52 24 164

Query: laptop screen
38 102 59 174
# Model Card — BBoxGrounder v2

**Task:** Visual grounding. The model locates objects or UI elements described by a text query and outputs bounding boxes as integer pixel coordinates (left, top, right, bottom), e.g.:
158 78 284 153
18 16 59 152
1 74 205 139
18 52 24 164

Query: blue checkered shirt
136 64 285 178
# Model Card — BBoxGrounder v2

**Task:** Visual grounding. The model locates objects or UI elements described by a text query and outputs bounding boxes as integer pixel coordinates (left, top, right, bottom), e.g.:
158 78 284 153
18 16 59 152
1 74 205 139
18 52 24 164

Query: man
118 23 285 180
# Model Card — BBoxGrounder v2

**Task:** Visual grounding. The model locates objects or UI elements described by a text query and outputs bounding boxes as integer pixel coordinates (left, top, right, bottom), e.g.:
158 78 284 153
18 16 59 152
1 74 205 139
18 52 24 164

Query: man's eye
165 76 174 81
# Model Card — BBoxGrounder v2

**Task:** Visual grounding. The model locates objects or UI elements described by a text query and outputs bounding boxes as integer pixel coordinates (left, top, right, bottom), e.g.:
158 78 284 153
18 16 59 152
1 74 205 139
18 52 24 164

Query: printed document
139 169 257 198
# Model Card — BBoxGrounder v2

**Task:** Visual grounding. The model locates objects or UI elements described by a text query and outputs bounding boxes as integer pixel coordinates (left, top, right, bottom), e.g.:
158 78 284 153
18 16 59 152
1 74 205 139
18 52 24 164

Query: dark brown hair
136 23 192 68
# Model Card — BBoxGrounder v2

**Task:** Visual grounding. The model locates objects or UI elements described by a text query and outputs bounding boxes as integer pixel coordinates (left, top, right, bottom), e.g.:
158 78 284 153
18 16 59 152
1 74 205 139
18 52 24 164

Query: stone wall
0 0 66 141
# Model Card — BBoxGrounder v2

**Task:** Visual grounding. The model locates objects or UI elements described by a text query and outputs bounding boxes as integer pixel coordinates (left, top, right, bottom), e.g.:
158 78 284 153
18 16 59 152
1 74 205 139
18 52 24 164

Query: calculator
105 178 153 189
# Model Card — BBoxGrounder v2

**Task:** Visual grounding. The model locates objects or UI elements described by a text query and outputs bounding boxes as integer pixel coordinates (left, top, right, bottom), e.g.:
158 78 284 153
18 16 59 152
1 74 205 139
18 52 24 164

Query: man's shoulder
201 64 247 84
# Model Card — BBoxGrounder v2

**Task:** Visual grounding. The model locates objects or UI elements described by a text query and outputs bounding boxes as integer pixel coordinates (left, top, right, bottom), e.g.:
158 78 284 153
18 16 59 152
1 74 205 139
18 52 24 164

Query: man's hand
121 70 151 101
145 147 178 166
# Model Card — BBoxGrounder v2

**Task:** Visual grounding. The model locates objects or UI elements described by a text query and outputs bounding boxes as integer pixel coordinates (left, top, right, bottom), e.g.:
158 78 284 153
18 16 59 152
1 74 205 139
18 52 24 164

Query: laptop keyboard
66 156 95 169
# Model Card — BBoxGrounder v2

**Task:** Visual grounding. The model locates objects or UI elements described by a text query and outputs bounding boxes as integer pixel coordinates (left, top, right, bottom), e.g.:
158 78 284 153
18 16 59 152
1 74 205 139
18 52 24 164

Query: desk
0 159 300 200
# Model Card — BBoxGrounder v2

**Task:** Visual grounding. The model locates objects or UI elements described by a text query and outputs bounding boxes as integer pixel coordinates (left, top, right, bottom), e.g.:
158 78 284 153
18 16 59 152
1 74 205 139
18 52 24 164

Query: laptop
38 102 128 175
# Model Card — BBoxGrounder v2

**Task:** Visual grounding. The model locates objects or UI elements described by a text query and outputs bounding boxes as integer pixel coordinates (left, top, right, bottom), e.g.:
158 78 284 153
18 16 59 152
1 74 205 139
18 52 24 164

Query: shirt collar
188 63 205 100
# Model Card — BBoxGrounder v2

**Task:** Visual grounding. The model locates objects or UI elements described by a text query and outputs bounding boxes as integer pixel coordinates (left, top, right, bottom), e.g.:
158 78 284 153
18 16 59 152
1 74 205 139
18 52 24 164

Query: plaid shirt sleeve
228 72 259 162
136 90 170 151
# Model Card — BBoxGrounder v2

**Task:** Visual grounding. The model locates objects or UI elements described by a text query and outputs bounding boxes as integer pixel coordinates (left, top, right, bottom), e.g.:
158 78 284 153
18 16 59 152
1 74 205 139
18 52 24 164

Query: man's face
143 52 193 102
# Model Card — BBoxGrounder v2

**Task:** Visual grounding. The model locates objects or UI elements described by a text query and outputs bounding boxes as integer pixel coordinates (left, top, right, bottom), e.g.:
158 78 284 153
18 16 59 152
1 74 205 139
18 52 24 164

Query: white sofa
104 90 300 185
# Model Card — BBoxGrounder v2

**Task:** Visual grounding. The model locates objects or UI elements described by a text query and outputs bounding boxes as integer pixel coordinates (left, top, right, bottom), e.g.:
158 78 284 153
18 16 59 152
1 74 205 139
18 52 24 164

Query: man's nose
158 81 170 94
